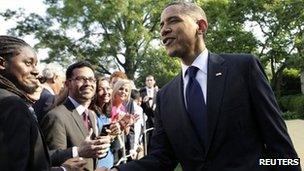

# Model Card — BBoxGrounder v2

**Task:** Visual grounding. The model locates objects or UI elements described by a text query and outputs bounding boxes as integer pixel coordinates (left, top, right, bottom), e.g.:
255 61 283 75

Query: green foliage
279 94 304 119
1 0 171 79
135 48 180 88
198 0 258 54
281 111 304 120
281 68 301 95
281 69 301 95
174 163 182 171
197 0 304 97
244 0 304 96
1 0 303 92
283 68 300 77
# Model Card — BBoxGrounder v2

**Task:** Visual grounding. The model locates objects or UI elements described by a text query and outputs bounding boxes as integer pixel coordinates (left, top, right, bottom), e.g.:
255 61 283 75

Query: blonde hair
112 79 132 103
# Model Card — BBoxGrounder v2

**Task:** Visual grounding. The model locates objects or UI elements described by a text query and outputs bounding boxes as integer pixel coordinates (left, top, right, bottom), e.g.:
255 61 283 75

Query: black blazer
0 89 51 171
33 88 56 122
140 87 157 120
117 53 300 171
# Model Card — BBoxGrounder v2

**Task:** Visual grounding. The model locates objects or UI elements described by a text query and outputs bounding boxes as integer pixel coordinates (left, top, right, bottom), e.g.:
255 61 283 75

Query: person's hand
119 114 139 127
78 129 111 158
95 135 111 158
118 113 139 134
136 145 143 153
143 96 150 102
95 167 119 171
95 167 118 171
61 157 87 171
118 115 131 133
133 114 140 123
129 149 137 160
109 122 121 136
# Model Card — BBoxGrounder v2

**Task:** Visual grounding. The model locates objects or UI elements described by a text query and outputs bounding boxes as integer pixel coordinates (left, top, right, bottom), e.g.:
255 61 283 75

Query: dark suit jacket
41 98 98 171
139 87 157 127
33 88 56 123
0 89 52 171
117 53 300 171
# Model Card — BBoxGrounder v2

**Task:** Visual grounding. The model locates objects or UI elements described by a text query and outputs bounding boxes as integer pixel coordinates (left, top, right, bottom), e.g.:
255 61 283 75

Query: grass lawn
174 164 182 171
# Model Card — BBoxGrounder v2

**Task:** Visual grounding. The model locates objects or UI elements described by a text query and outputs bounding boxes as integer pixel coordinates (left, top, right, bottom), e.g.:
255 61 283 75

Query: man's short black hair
131 89 141 100
66 61 95 79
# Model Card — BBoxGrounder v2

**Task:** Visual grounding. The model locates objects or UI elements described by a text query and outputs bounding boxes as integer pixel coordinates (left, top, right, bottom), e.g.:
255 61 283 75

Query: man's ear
65 80 70 87
0 56 7 70
52 75 58 83
197 19 208 35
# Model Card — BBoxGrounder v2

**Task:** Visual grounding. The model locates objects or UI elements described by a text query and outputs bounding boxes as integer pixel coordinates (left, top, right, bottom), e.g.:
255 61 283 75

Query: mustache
79 85 95 91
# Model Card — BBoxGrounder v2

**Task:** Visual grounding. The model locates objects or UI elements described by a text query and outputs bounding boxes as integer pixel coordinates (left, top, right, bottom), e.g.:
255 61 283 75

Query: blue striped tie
186 66 207 145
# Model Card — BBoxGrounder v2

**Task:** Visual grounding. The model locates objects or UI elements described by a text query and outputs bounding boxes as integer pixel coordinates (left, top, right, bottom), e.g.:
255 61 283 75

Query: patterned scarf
0 74 34 104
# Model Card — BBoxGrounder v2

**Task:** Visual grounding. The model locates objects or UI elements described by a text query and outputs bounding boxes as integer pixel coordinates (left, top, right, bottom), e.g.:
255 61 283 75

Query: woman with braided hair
0 35 86 171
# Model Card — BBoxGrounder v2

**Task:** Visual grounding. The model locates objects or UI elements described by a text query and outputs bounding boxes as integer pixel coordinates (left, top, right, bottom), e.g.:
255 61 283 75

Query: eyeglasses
70 76 96 83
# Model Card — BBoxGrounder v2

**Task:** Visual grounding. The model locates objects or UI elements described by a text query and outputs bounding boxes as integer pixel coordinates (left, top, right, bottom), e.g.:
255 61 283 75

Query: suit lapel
65 99 88 137
172 74 205 154
205 53 227 156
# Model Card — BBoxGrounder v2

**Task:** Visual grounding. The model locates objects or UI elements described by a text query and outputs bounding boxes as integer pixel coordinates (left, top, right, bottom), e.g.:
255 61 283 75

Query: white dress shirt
146 87 154 98
68 96 87 116
182 49 208 107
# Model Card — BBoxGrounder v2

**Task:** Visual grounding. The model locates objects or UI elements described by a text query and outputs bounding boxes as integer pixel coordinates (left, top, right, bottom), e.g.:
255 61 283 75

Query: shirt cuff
72 146 79 157
60 166 67 171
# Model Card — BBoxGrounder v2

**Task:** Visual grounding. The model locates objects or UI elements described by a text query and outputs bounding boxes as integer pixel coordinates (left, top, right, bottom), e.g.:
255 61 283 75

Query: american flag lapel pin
215 72 222 76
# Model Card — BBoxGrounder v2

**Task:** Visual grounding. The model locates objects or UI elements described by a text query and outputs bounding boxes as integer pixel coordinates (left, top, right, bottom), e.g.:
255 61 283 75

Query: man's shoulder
157 74 181 95
216 53 256 62
40 88 54 99
210 53 259 71
46 102 70 117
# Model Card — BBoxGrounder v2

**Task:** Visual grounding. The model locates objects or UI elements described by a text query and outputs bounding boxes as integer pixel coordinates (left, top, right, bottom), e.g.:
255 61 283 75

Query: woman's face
97 80 112 105
114 84 130 102
4 46 39 94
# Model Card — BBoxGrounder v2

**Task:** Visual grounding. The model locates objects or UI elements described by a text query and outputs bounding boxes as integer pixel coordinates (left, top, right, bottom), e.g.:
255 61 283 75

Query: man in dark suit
104 2 301 171
139 75 157 151
41 61 111 171
33 63 65 122
0 35 86 171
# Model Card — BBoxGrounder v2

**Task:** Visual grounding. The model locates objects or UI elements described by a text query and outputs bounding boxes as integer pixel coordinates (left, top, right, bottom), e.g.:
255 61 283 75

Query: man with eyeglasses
41 61 111 171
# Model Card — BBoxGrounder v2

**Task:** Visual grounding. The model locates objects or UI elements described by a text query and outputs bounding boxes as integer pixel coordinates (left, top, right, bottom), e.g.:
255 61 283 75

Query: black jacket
117 53 300 171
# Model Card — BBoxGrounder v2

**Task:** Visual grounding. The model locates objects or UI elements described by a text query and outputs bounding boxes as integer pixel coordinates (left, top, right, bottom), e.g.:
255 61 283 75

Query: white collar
146 86 154 90
68 96 87 116
182 48 208 78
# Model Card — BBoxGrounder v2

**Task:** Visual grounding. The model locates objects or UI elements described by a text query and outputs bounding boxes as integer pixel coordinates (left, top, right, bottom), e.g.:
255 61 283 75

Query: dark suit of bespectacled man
105 2 301 171
41 61 111 171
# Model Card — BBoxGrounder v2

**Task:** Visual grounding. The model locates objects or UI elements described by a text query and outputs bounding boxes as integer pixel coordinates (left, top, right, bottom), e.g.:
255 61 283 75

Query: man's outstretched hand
62 157 87 171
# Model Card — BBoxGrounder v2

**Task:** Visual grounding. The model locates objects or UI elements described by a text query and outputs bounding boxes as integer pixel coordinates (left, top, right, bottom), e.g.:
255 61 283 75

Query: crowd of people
0 36 158 170
0 1 301 171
